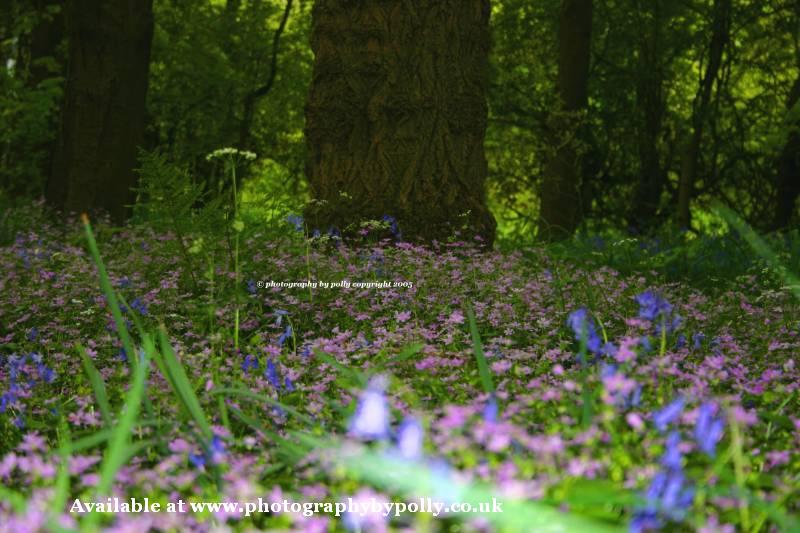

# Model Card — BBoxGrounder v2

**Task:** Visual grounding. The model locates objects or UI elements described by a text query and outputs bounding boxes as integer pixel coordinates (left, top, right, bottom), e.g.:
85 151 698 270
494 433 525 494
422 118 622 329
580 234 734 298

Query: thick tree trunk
676 0 730 230
46 0 154 223
771 73 800 231
304 0 496 245
538 0 592 241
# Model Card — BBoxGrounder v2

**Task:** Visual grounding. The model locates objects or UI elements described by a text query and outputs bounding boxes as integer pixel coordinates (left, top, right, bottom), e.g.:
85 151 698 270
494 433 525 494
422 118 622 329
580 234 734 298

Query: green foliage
0 2 63 198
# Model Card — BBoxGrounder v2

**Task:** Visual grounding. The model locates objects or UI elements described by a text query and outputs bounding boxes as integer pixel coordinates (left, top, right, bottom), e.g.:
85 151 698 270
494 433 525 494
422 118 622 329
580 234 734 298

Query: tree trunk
676 0 730 230
46 0 154 223
304 0 496 245
631 0 666 233
772 74 800 231
538 0 592 241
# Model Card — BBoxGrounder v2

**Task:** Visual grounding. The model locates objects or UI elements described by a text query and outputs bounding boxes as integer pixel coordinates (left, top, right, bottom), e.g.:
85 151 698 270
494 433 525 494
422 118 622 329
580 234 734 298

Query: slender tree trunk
46 0 154 223
538 0 593 241
304 0 496 245
676 0 730 229
238 0 293 151
631 0 666 233
772 74 800 230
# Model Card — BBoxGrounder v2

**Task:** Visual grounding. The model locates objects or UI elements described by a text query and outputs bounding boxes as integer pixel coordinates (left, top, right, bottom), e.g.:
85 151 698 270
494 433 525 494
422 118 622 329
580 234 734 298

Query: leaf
78 345 112 428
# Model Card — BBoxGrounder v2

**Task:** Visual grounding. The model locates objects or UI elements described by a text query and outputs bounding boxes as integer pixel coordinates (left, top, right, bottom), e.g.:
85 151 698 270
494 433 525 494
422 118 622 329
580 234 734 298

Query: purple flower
241 354 258 374
286 214 304 232
483 394 499 423
284 376 295 392
694 402 724 457
130 298 148 316
692 332 705 350
636 291 672 322
396 417 424 460
349 376 390 440
653 397 684 432
567 308 602 354
246 280 257 295
661 431 683 470
277 325 293 347
27 327 38 342
274 309 289 327
265 360 280 388
636 291 680 334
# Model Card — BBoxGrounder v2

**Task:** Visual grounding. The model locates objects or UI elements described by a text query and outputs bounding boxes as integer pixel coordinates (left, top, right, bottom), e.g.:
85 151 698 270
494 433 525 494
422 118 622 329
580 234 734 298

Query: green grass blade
49 419 75 533
714 204 800 300
83 344 150 532
295 434 624 533
466 306 495 395
212 387 316 427
156 326 213 440
81 215 137 371
78 345 112 428
312 348 368 387
228 408 305 463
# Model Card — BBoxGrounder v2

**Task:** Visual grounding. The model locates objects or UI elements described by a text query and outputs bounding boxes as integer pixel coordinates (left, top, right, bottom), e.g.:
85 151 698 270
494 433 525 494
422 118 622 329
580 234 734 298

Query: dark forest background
1 0 799 245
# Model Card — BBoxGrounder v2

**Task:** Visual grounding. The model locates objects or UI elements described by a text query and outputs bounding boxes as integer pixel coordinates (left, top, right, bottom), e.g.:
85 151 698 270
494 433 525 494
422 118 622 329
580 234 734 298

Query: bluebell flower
241 354 258 374
382 215 402 239
312 228 321 238
210 436 226 458
692 332 705 350
301 343 313 357
246 280 257 295
284 376 295 392
483 394 499 423
636 291 672 322
27 327 38 342
349 376 390 440
567 308 602 354
188 452 206 468
625 384 643 409
674 334 686 350
694 402 724 457
630 508 661 533
265 359 280 388
286 214 304 232
274 309 289 327
655 314 682 335
631 469 694 531
653 397 684 432
277 324 293 347
396 417 424 460
37 364 55 383
130 298 148 316
661 431 683 470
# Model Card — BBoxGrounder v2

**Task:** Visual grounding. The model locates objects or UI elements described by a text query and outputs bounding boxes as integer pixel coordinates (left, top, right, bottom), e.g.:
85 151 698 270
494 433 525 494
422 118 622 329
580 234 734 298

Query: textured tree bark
538 0 592 241
46 0 154 223
676 0 730 230
304 0 496 245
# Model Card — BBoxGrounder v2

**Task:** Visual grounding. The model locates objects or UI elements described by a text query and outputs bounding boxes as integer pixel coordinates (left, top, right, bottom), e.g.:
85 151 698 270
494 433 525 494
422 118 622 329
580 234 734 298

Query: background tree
676 0 731 229
538 0 592 241
303 0 496 244
46 0 154 222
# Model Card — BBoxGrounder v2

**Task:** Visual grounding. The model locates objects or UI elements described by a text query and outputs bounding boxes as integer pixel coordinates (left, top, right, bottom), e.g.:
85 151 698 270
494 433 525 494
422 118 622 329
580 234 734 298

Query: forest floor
0 212 799 532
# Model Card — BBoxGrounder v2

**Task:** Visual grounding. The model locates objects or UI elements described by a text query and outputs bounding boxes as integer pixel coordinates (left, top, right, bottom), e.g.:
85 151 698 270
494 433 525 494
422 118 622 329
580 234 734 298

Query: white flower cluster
205 147 257 161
